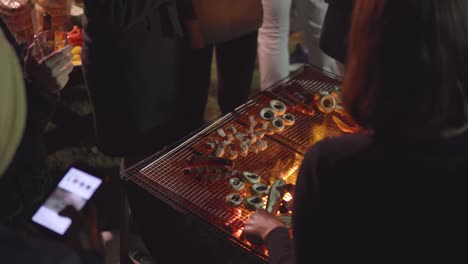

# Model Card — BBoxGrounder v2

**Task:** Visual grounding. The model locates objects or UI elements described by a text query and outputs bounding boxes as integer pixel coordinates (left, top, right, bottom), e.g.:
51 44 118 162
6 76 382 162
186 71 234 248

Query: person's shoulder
305 133 373 163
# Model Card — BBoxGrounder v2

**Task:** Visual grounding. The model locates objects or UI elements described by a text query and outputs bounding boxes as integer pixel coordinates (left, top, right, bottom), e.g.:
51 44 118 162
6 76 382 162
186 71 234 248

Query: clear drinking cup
32 29 69 60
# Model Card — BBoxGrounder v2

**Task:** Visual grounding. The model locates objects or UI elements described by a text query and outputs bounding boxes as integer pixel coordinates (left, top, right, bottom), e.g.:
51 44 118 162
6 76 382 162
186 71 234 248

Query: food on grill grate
229 177 245 191
187 154 234 168
332 116 360 134
184 155 237 182
281 113 296 126
205 141 217 150
226 126 237 133
250 146 259 154
242 171 261 184
217 128 226 138
227 150 239 160
269 100 287 116
251 183 269 196
254 130 265 140
256 139 268 151
226 133 235 142
245 196 265 210
288 82 315 104
248 115 257 130
183 166 235 182
259 108 275 121
238 141 249 157
215 144 226 158
247 133 257 145
234 132 245 142
317 92 337 114
271 118 285 132
226 193 243 207
266 179 287 214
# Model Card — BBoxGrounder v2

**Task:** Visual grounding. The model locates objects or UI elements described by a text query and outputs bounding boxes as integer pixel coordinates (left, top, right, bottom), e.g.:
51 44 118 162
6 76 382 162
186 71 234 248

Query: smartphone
31 167 102 235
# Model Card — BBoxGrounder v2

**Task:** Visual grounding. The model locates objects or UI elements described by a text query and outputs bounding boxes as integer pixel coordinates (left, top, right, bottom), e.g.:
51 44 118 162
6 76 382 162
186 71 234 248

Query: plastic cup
33 29 69 60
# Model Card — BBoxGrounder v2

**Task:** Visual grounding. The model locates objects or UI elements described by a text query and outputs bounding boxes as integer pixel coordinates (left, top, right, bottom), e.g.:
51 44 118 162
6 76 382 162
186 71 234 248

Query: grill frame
121 65 345 263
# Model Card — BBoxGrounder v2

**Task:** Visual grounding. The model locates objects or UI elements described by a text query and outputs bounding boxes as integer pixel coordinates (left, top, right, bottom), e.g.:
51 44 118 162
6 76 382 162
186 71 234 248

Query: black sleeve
264 227 296 264
292 143 328 264
83 0 176 32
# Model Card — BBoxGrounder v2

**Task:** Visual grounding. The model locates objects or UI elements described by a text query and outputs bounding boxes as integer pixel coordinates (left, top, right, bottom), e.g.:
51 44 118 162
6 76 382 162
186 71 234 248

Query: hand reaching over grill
244 209 285 241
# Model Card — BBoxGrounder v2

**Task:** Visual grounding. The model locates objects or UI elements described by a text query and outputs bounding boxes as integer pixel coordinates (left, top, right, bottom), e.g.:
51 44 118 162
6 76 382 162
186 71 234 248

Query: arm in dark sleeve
264 227 296 264
84 0 183 32
292 143 328 264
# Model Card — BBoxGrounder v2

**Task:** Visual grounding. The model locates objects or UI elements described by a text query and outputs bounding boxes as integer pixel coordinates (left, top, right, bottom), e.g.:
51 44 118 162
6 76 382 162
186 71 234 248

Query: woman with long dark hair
245 1 468 263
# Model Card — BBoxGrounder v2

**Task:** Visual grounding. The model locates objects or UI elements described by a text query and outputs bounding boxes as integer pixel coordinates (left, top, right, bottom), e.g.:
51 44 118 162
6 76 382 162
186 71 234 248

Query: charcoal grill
121 65 349 263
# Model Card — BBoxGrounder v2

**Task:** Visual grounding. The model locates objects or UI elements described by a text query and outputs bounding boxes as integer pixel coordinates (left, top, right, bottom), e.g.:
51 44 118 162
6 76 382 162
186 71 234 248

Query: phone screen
31 167 102 235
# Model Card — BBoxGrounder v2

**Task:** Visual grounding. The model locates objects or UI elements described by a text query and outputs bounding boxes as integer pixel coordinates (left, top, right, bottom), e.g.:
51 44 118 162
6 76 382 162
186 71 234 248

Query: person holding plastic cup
0 16 73 226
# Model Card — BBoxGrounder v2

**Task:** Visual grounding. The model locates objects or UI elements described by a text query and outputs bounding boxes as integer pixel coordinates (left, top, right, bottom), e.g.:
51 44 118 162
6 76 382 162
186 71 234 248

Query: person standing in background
177 22 258 124
319 0 354 76
0 16 73 227
258 0 292 90
295 0 340 76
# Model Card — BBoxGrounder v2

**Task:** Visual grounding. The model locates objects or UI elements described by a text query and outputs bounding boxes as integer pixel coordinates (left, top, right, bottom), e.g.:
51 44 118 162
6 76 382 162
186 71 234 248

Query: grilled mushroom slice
269 100 287 116
281 113 295 126
226 193 243 207
251 183 269 196
229 177 245 191
271 118 285 132
245 196 264 211
242 171 261 184
259 108 275 121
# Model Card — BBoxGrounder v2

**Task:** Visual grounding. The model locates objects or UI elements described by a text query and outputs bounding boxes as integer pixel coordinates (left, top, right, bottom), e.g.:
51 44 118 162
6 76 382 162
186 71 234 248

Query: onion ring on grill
271 118 285 132
269 100 287 116
226 193 243 207
229 177 245 191
251 183 269 196
317 93 337 114
259 108 275 122
242 171 261 184
281 113 295 126
245 196 264 210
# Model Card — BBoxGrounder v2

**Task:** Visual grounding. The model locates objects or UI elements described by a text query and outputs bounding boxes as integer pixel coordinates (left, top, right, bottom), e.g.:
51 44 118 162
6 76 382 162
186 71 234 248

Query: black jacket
265 132 468 263
82 0 190 156
320 0 353 64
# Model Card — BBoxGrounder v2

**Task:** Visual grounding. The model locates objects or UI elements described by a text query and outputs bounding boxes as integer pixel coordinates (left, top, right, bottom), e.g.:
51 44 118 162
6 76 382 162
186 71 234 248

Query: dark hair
343 0 468 140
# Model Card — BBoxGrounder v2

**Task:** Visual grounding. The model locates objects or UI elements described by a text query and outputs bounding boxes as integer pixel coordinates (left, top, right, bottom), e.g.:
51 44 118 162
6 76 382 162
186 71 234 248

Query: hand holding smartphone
31 167 102 236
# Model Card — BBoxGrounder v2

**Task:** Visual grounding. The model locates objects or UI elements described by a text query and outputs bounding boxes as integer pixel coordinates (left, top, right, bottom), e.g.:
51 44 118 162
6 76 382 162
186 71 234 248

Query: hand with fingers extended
25 44 74 94
244 209 286 241
58 203 104 255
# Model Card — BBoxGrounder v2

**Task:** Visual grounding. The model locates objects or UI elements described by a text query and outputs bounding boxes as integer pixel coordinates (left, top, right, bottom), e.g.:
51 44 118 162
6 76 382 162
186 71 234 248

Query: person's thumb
58 205 80 220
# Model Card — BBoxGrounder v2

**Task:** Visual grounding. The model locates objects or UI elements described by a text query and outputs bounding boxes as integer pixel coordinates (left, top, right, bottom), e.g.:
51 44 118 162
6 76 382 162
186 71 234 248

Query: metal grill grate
121 65 346 263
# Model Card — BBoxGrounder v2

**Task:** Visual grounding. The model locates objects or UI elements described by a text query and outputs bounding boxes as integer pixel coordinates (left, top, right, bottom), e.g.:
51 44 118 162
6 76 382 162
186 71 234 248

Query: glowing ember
283 192 293 202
